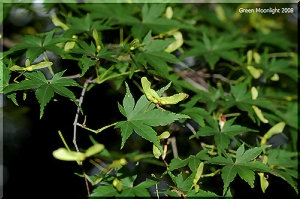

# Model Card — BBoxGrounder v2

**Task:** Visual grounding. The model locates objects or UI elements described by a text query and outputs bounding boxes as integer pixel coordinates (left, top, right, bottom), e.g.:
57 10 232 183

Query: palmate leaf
168 149 210 172
80 4 139 25
265 149 298 194
78 55 97 77
269 169 298 195
91 178 157 197
131 4 194 39
4 70 79 118
221 82 274 123
4 28 67 61
132 19 185 76
185 33 246 69
208 144 270 195
115 83 189 152
267 149 298 169
135 49 179 76
190 116 256 152
186 189 219 197
0 61 11 93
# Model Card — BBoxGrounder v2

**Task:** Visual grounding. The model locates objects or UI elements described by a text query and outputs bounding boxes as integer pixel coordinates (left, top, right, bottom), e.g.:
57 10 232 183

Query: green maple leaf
208 144 270 195
0 60 18 105
257 51 297 82
135 51 179 76
78 55 97 77
131 4 194 39
134 31 180 76
185 33 246 69
5 28 67 61
222 83 274 123
257 31 292 50
4 70 79 118
91 178 157 197
173 172 194 192
0 61 11 93
186 189 219 197
80 4 139 25
115 83 189 153
266 149 298 194
71 41 116 62
190 116 257 152
168 150 210 172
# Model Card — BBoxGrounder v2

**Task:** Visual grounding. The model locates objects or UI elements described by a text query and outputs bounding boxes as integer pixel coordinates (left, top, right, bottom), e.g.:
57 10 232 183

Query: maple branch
168 137 178 158
76 122 117 134
83 170 91 196
63 74 81 79
212 74 230 83
186 122 199 139
72 77 93 197
73 77 92 152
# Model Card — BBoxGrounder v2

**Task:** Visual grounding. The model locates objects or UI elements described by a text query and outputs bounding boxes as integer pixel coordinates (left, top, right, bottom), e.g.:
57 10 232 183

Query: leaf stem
224 113 241 117
202 169 221 177
83 170 91 196
97 70 140 84
77 122 118 134
156 183 160 199
120 26 123 46
169 137 178 158
89 159 105 171
268 52 295 58
58 130 71 151
43 52 54 76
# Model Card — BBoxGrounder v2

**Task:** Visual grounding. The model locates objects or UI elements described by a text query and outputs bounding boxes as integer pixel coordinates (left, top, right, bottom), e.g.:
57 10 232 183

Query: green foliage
91 177 157 197
2 2 298 198
116 83 189 152
185 33 246 69
190 116 257 152
4 70 79 118
208 144 270 195
267 149 298 194
5 28 66 61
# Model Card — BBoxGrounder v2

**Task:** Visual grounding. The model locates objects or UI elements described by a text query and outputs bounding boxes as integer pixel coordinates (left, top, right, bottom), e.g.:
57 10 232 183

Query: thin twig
58 130 71 151
76 122 117 134
83 170 91 196
182 76 209 92
63 74 81 79
212 74 230 83
73 77 92 152
163 159 169 167
162 144 168 160
155 184 160 199
169 137 178 158
3 37 19 48
72 77 92 197
43 51 54 76
186 123 199 139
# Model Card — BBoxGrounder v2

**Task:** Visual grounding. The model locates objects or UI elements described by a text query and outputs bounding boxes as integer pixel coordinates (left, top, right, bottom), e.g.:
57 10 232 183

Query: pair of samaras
141 77 188 105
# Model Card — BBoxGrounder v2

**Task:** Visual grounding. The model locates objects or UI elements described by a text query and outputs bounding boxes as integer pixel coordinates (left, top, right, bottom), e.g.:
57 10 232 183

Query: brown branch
186 122 199 139
72 77 93 197
73 77 92 152
83 170 91 196
173 68 209 92
212 74 230 83
62 74 81 79
168 137 178 158
3 37 19 48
